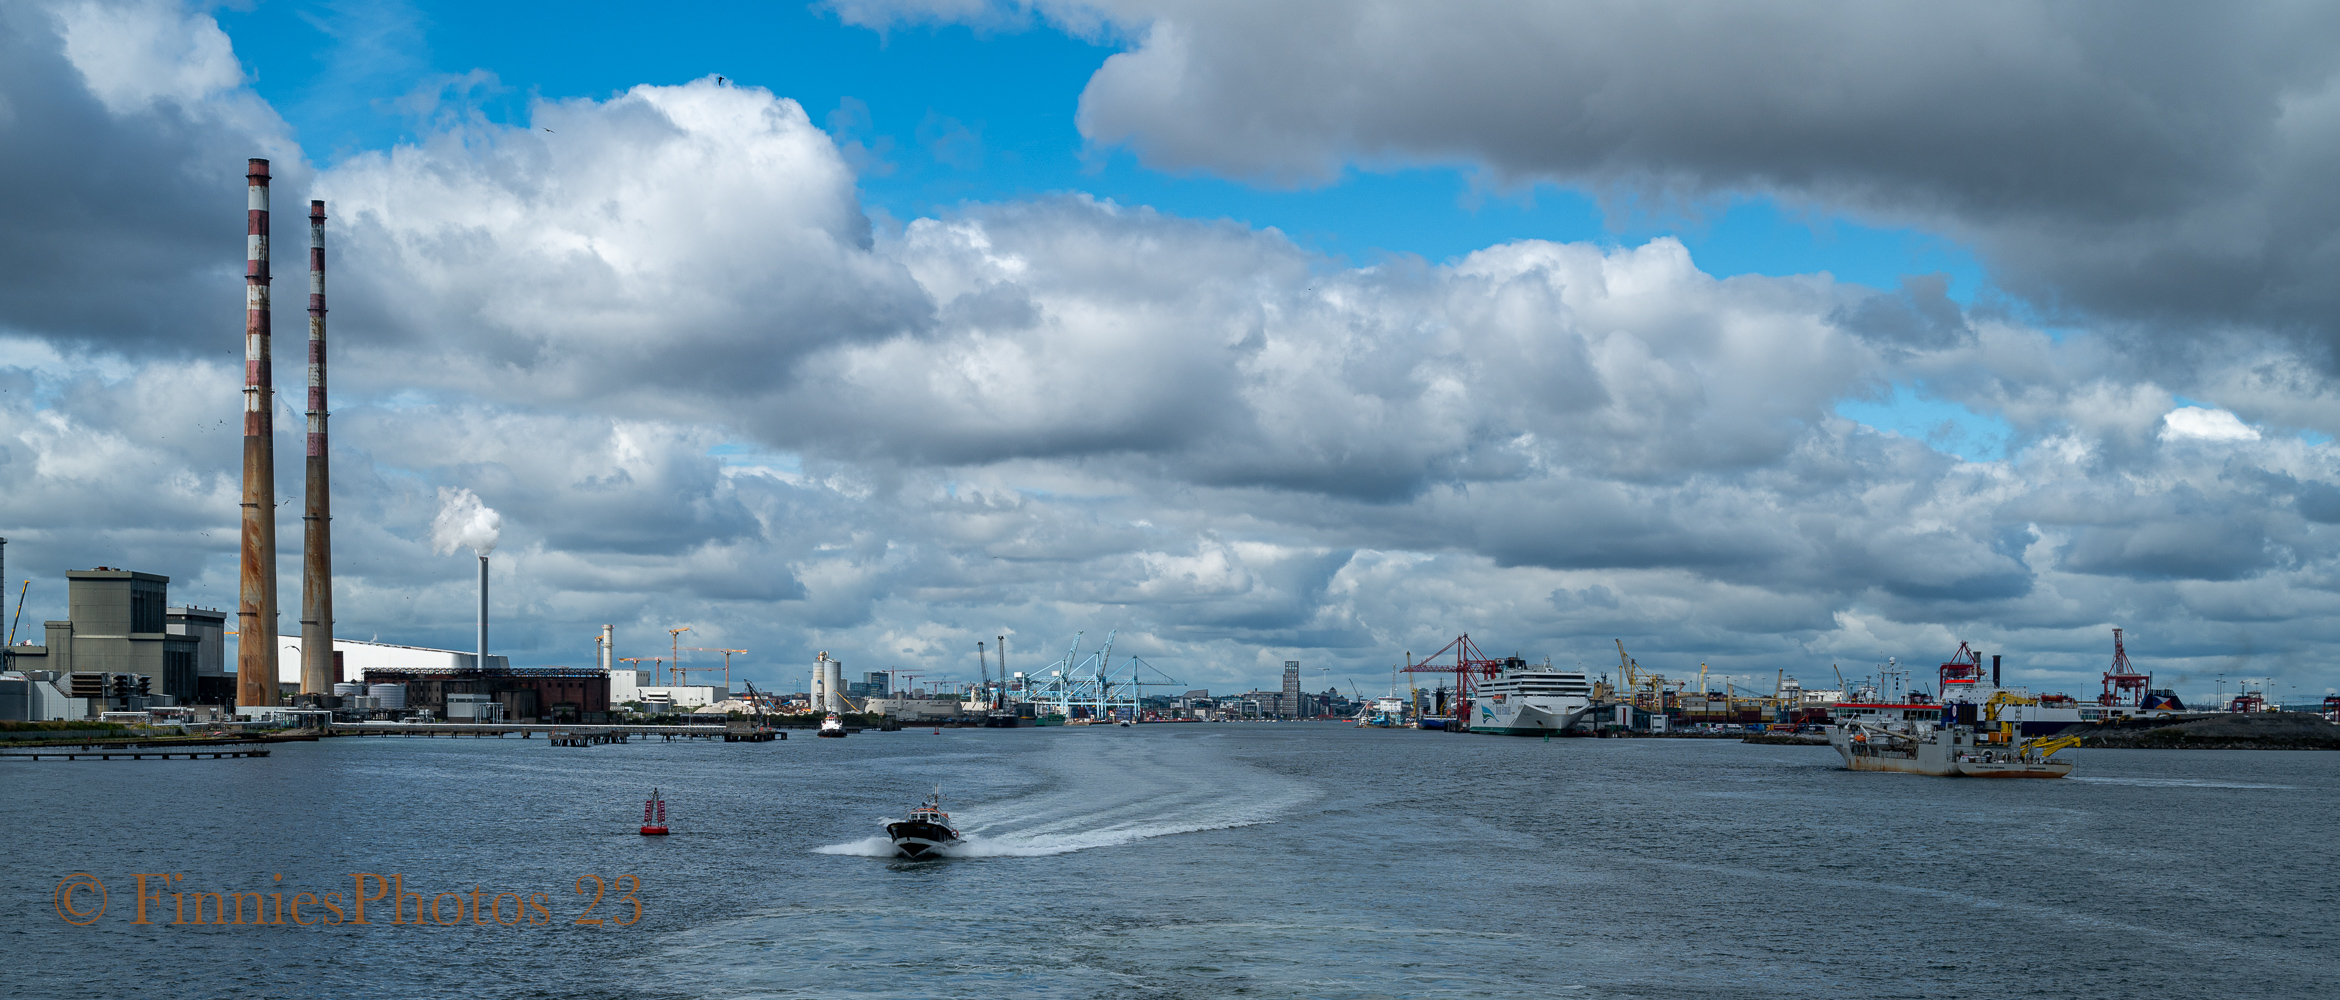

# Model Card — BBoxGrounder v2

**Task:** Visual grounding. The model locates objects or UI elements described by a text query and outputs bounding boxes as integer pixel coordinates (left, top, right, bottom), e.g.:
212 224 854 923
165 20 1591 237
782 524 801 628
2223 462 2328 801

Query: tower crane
667 627 691 685
679 647 749 692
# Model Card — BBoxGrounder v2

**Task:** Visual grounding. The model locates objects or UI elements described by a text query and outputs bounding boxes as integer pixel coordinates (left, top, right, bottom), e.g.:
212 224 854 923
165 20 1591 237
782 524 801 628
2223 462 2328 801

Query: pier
3 748 272 761
331 722 733 741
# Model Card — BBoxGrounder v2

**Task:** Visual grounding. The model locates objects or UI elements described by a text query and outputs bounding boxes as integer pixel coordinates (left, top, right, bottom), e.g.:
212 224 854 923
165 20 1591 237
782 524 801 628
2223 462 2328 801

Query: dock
3 748 272 761
331 722 729 738
329 722 781 745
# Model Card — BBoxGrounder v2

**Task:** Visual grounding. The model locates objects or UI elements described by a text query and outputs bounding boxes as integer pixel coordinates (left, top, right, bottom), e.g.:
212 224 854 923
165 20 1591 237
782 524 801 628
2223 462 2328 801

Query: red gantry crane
2100 628 2150 708
1400 634 1507 728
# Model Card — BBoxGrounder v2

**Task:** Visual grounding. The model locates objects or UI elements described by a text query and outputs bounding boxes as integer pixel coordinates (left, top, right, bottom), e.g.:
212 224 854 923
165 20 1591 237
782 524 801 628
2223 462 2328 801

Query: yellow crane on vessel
1978 689 2083 759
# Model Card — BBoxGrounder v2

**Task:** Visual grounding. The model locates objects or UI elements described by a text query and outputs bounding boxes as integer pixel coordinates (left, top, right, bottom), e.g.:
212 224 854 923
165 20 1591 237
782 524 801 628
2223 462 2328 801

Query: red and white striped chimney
237 158 281 714
298 198 334 697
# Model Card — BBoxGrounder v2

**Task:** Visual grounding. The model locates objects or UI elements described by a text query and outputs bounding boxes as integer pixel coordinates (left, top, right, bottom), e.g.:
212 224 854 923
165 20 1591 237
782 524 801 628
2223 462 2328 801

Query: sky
5 0 2340 706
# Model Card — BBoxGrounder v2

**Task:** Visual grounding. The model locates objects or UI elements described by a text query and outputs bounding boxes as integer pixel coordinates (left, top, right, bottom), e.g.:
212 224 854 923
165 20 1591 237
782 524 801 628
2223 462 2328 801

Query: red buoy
640 787 669 836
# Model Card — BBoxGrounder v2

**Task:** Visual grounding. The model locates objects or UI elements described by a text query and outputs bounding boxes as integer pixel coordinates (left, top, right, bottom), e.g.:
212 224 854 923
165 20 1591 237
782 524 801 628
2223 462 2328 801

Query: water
3 726 2333 998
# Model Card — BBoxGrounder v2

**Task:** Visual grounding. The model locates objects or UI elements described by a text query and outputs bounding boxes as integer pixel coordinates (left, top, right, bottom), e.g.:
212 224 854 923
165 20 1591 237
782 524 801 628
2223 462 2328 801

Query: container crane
2099 628 2150 708
1399 634 1506 726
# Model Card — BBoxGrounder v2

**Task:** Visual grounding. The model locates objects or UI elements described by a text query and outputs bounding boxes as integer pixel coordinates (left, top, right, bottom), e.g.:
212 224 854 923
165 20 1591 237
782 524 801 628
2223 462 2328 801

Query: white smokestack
432 488 502 670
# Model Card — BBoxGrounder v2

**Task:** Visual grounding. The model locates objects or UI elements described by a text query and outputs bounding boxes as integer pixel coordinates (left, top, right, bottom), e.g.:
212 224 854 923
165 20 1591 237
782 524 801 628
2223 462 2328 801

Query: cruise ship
1470 657 1593 735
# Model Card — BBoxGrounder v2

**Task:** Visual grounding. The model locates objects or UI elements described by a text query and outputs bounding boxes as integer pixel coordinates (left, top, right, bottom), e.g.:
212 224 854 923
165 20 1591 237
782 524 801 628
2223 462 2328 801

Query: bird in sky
542 127 554 133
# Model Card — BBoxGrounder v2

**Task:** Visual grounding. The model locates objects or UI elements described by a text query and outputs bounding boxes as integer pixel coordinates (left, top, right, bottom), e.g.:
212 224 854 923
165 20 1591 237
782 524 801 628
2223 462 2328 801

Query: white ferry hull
1470 697 1589 735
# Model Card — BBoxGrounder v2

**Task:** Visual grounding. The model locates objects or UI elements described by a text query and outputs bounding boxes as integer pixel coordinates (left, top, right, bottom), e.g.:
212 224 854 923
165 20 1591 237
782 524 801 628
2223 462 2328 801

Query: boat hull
1470 698 1590 736
885 820 963 859
1832 727 2072 778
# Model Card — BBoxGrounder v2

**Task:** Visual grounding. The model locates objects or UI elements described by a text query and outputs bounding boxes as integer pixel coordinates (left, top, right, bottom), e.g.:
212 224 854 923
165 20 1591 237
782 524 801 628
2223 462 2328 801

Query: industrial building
272 636 506 689
170 606 230 705
607 664 722 710
2 569 209 713
359 663 608 722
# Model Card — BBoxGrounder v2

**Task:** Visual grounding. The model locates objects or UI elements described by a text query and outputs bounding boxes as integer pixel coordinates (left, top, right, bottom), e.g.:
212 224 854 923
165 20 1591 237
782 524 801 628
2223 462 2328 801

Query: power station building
4 569 209 705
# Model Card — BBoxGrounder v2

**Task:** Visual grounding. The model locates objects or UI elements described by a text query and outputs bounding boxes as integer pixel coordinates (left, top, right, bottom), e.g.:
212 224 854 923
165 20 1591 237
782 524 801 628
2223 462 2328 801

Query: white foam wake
2069 776 2299 790
815 733 1316 858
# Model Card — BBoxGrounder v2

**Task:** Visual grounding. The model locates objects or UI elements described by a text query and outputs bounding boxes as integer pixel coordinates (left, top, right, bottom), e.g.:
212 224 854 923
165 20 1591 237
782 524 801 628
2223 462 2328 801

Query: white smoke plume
430 487 502 556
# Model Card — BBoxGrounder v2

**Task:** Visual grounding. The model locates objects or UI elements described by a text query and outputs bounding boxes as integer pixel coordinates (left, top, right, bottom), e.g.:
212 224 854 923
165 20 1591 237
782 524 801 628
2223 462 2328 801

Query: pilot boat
885 789 964 859
817 713 847 738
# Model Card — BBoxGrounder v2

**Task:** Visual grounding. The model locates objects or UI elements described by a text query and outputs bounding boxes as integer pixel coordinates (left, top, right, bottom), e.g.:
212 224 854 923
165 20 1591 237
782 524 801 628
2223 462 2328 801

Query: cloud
2160 406 2261 443
0 0 301 351
316 75 931 408
9 0 2340 703
837 1 2340 359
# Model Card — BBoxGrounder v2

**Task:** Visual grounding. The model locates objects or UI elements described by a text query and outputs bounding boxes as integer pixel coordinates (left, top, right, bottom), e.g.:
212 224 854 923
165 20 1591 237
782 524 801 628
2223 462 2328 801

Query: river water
3 725 2332 998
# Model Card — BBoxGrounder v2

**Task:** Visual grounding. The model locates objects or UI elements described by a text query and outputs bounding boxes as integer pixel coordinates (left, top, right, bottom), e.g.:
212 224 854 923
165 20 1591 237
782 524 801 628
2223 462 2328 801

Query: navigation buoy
640 787 670 836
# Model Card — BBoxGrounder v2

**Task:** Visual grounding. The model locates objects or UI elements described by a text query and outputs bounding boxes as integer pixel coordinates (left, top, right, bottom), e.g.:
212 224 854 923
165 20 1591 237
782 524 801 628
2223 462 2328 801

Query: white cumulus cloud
2160 406 2261 443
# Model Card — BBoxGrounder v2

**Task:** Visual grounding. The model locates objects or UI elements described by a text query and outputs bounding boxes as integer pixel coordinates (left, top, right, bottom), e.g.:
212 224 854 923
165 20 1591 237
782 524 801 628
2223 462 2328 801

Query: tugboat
817 713 847 738
885 788 964 859
640 788 670 835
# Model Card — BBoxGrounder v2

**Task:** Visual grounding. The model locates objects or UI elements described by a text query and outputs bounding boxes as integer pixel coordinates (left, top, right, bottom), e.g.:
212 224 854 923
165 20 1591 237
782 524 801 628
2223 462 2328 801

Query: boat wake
816 733 1315 858
2069 776 2299 790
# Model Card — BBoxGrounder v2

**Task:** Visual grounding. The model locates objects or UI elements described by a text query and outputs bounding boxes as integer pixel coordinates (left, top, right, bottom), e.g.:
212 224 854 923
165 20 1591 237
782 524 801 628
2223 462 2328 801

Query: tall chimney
299 199 334 696
237 158 280 713
601 624 614 672
478 554 490 670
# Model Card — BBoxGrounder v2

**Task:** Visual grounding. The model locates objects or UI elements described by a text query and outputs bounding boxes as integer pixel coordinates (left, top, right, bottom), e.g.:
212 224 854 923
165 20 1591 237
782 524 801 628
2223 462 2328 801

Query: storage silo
813 651 847 713
368 683 406 710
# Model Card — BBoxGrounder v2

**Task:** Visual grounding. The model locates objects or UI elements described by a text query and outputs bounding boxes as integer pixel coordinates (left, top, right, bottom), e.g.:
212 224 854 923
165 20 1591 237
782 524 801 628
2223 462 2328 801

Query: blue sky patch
1837 386 2013 462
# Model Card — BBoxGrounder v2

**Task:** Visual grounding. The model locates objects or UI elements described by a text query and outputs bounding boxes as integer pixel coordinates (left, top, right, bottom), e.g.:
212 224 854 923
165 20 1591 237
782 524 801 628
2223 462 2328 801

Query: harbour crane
1400 634 1506 723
